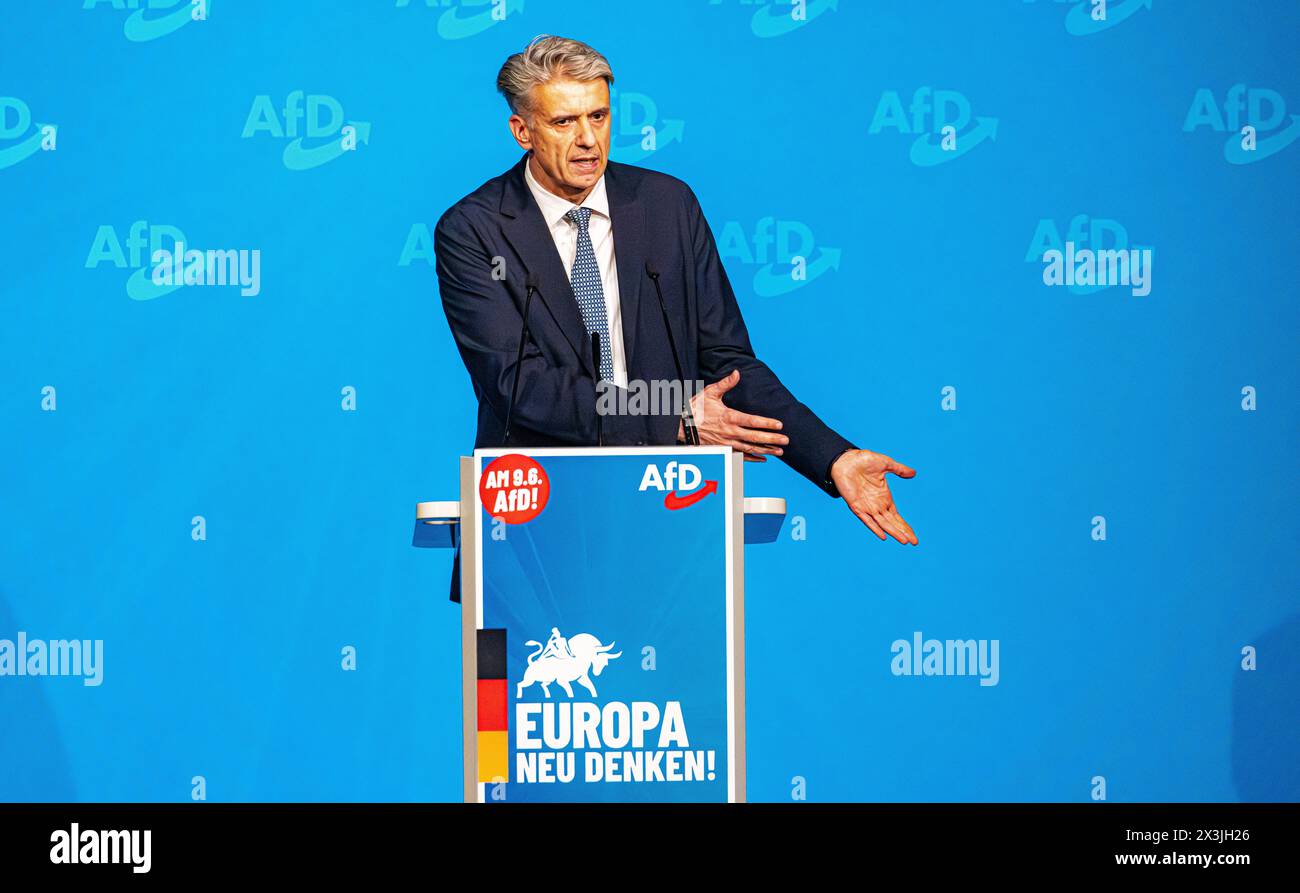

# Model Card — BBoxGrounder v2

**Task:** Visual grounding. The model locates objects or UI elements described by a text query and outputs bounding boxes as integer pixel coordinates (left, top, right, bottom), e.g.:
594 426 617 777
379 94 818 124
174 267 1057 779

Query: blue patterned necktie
564 207 615 382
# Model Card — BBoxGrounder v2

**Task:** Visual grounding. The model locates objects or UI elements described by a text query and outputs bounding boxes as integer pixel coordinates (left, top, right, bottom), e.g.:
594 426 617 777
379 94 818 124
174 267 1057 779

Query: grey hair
496 35 614 117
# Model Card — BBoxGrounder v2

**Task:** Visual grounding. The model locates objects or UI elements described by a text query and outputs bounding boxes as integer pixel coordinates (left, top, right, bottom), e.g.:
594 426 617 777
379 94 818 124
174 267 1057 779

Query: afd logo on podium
638 461 717 510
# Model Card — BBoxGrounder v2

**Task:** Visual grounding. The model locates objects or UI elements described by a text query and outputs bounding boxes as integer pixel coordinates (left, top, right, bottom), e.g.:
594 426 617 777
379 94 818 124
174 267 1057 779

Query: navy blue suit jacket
435 154 855 598
436 152 855 483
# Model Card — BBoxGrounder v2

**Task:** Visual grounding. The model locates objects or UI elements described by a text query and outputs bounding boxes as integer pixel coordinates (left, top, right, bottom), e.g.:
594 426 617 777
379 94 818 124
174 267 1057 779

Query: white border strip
723 451 735 802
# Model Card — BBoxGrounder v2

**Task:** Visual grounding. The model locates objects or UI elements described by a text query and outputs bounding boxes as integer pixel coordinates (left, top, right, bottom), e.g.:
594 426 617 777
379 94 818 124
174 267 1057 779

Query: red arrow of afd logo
664 480 717 510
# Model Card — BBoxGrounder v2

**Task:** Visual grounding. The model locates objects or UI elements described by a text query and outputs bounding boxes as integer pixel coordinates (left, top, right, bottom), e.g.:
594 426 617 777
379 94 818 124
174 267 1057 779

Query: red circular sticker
480 454 550 524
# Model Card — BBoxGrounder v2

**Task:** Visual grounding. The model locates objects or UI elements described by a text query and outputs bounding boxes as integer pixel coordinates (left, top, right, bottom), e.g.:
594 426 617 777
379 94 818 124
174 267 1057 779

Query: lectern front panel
461 446 744 803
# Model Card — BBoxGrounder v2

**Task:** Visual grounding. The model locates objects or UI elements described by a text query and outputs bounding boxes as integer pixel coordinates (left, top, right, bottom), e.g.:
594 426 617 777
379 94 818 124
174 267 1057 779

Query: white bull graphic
517 631 622 699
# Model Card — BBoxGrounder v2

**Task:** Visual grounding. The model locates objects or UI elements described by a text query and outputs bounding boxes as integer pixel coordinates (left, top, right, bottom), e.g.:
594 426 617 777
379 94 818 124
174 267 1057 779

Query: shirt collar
524 155 610 229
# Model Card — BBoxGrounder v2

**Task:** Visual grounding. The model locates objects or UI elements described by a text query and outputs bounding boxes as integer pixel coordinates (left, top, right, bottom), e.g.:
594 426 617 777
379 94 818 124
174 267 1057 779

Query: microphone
503 271 540 446
591 331 604 447
644 261 700 446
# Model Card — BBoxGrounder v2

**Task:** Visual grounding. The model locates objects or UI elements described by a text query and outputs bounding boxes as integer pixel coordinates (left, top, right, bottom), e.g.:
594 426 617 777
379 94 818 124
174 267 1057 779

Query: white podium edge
730 450 747 803
420 495 785 521
459 456 478 804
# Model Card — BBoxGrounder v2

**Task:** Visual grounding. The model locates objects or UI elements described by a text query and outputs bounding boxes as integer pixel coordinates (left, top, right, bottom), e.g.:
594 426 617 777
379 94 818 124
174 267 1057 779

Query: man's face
510 77 611 203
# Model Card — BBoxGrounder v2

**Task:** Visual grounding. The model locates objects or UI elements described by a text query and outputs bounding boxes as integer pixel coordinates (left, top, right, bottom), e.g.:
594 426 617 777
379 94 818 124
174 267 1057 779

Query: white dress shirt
524 159 629 388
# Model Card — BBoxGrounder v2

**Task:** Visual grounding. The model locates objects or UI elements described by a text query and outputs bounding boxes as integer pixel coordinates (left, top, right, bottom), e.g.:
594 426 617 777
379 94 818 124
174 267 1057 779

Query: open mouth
570 156 600 173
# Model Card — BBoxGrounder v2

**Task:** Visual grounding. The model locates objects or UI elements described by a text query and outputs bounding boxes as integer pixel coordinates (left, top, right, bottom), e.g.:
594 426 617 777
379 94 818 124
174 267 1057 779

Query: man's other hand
830 449 919 545
682 369 788 463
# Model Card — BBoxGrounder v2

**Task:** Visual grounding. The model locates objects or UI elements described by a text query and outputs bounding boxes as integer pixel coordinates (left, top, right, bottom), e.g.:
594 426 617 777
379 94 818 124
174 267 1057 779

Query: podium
414 446 786 803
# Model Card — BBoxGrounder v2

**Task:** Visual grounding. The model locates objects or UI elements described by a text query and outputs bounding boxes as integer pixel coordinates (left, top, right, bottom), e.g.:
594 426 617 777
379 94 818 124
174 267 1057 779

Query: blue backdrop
1 0 1296 802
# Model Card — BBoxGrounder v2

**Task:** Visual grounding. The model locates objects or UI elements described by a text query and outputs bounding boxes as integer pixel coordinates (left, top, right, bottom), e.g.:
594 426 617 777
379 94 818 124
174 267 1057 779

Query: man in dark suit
436 35 917 558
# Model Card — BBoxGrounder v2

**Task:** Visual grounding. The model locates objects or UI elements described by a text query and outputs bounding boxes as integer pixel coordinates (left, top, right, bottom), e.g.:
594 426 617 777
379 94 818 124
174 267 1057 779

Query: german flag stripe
477 678 507 731
477 628 506 679
476 628 508 783
477 731 508 784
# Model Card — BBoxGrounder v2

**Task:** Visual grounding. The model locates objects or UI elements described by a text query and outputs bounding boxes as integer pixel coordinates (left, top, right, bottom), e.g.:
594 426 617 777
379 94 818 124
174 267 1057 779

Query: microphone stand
645 262 700 446
503 272 539 446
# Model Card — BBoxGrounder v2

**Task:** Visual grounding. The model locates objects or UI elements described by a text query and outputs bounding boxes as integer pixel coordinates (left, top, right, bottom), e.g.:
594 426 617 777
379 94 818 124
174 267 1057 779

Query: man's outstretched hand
830 449 919 545
679 373 918 543
682 369 788 463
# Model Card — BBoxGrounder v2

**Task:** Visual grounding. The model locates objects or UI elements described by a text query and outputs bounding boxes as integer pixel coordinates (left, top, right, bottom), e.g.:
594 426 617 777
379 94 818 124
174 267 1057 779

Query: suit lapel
498 155 648 378
605 161 645 376
498 154 593 374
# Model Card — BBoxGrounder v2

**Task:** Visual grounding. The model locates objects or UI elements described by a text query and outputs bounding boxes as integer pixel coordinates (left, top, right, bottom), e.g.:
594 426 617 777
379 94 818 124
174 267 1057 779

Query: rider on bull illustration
540 626 573 661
